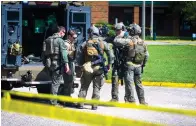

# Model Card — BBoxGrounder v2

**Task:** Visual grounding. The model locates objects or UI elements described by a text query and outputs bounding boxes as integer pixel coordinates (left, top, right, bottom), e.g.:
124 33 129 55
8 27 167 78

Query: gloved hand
64 63 70 73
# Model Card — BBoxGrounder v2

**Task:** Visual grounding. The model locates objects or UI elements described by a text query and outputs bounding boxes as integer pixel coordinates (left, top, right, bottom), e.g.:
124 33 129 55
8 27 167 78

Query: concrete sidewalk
74 78 196 88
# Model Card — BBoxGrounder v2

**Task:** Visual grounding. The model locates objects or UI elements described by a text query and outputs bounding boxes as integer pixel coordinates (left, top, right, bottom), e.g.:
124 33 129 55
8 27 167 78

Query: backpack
86 39 104 57
43 36 54 56
84 39 105 64
42 35 60 68
133 38 146 64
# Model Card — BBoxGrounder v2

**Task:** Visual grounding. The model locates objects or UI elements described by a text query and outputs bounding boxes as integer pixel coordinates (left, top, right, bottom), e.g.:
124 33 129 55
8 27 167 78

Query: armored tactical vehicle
1 1 91 93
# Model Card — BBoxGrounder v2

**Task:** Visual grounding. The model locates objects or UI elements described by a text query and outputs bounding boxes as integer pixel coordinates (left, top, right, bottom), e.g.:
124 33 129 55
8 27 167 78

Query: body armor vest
126 37 146 64
64 40 76 61
84 39 104 62
42 34 61 69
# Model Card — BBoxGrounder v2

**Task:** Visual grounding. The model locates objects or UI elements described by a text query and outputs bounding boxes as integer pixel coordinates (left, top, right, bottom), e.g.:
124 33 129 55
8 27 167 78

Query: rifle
113 46 125 86
141 66 144 73
92 55 108 80
141 56 147 74
91 40 109 80
104 36 115 44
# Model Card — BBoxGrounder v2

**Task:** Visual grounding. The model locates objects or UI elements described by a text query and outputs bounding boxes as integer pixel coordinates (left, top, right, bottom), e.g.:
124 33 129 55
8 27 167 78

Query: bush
146 36 193 40
95 23 193 41
108 30 115 37
96 21 109 25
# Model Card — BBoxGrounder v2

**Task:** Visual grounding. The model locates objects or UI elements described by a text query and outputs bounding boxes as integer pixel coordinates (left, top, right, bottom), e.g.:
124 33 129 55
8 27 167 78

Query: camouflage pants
124 64 146 103
49 69 62 105
63 62 74 97
111 66 119 101
78 70 104 100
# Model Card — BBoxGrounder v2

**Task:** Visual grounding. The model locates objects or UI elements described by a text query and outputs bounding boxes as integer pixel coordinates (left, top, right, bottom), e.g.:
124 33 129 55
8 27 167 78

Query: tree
170 1 196 27
182 2 196 27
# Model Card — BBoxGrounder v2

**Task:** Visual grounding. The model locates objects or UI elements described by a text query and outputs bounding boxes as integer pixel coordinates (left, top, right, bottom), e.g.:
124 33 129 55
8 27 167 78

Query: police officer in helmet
77 25 113 110
111 22 128 102
113 23 149 105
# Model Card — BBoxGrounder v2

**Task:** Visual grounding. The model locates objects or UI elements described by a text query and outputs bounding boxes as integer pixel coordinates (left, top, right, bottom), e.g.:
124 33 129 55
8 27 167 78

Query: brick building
86 1 192 37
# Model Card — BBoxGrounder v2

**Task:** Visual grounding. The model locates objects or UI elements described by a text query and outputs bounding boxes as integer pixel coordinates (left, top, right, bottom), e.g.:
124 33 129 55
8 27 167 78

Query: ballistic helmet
88 26 99 36
128 23 142 36
115 23 123 30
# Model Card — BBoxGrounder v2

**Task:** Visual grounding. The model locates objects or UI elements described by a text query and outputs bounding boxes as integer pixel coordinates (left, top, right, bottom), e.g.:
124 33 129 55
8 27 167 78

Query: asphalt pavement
2 40 196 126
2 81 196 126
1 111 84 126
2 40 196 125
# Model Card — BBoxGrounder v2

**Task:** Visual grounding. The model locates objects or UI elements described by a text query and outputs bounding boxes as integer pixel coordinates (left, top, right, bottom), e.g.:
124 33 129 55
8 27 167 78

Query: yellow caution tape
2 90 196 117
104 80 196 88
2 98 161 126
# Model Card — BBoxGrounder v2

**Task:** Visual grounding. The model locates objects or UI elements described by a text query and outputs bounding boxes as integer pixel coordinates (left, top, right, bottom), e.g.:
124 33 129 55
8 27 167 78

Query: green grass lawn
106 45 196 83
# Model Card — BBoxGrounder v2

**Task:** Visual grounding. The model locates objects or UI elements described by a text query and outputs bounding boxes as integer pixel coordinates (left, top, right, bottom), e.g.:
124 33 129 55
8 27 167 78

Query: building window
154 14 164 31
154 9 164 14
123 9 133 26
7 11 19 21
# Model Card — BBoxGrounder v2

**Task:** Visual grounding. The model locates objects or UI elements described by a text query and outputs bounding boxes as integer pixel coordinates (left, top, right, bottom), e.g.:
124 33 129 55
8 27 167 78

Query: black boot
91 105 98 110
140 102 148 105
64 102 77 107
124 96 135 103
139 99 148 105
54 103 64 108
111 96 119 102
110 99 118 102
77 103 84 109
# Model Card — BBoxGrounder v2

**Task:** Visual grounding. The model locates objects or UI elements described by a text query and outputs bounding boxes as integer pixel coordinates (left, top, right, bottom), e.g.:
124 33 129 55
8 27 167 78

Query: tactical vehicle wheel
1 81 13 90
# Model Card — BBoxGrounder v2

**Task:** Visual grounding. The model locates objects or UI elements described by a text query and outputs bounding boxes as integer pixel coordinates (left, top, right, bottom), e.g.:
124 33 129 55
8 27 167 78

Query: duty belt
126 61 141 67
49 54 59 60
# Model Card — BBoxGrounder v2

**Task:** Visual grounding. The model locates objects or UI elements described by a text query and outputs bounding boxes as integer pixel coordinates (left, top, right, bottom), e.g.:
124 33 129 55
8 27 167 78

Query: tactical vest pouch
50 60 58 71
134 42 145 64
43 41 46 53
44 37 55 55
50 55 59 60
54 46 59 55
85 39 104 63
45 58 51 68
43 36 60 69
127 41 135 58
86 40 99 56
134 52 145 64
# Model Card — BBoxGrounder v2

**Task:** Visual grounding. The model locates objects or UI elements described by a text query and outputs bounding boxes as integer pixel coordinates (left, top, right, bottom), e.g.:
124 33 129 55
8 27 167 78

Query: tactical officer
77 25 113 110
42 26 70 106
111 23 128 102
113 23 149 105
63 30 77 101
